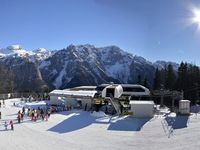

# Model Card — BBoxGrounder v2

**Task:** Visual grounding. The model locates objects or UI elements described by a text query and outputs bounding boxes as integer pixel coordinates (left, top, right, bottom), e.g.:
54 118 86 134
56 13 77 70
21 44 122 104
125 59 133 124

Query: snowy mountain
0 45 54 61
31 48 55 61
39 44 119 89
40 44 157 89
0 44 180 92
0 45 54 92
0 45 32 57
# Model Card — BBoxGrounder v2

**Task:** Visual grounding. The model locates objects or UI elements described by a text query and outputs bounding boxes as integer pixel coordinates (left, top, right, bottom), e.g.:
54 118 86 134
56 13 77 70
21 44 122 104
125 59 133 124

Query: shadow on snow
48 112 96 133
108 117 150 131
165 115 189 129
48 111 151 133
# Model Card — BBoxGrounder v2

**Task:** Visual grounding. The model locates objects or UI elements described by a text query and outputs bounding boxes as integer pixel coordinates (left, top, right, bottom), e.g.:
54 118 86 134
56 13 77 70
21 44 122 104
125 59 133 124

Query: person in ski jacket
22 107 25 114
4 121 8 130
17 110 21 123
10 120 14 130
31 110 34 120
21 113 24 122
40 109 44 120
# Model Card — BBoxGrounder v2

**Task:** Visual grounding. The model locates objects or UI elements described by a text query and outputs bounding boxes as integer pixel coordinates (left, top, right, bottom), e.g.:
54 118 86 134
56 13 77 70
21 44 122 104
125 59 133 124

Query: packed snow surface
0 99 200 150
91 111 107 117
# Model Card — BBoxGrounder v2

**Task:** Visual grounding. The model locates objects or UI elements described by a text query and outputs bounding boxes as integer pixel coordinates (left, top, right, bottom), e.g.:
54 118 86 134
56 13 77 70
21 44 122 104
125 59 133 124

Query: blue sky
0 0 200 64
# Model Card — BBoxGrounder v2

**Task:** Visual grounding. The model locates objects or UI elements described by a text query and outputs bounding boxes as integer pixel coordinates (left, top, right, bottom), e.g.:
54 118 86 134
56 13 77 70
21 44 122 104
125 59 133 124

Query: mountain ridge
0 44 179 92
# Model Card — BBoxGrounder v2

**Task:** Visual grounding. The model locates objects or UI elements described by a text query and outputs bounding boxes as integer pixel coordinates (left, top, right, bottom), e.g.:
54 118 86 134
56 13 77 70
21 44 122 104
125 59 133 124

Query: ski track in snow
0 98 200 150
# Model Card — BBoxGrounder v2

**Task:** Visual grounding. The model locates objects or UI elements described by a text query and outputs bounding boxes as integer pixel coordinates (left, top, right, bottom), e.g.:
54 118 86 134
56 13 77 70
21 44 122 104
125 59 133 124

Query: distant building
49 86 97 111
49 84 154 117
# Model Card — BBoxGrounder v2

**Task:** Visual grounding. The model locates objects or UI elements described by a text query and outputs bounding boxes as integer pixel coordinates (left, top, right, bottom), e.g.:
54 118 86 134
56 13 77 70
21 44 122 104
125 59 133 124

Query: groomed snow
0 98 200 150
91 111 107 117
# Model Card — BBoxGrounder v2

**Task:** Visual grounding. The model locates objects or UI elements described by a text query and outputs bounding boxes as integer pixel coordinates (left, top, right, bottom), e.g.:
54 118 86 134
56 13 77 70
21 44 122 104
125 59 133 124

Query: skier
34 110 37 122
31 110 34 121
36 108 40 119
4 121 8 130
45 109 50 121
45 114 48 121
21 113 24 122
10 120 14 130
17 111 21 123
22 107 25 114
0 111 1 119
0 101 1 108
47 110 51 118
40 109 44 120
27 107 30 116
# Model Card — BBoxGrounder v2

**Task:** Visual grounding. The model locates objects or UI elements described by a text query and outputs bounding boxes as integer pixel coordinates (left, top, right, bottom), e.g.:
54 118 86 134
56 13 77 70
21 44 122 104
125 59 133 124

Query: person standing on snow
4 121 8 130
34 110 37 121
27 107 30 117
47 109 51 118
0 111 1 119
40 109 44 121
22 107 25 114
17 111 21 123
21 113 24 122
31 110 34 121
10 120 14 130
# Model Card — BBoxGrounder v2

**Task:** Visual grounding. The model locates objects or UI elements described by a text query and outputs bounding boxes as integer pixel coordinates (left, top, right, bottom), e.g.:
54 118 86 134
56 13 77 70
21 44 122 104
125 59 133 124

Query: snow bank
14 100 47 110
156 105 170 114
15 101 26 108
24 101 47 109
91 111 107 117
168 112 176 117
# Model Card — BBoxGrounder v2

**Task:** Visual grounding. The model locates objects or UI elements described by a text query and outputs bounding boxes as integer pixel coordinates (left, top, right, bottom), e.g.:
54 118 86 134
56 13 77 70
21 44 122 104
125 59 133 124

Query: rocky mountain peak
0 44 181 91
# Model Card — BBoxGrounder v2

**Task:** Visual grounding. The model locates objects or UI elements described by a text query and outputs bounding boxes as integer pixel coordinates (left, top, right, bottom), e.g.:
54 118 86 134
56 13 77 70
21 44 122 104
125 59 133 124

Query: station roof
130 101 154 105
65 86 97 91
49 90 97 98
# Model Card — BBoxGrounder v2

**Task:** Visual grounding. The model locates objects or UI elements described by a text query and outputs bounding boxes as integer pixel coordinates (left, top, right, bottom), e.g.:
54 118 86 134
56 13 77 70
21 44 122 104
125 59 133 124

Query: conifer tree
154 68 162 89
165 64 176 90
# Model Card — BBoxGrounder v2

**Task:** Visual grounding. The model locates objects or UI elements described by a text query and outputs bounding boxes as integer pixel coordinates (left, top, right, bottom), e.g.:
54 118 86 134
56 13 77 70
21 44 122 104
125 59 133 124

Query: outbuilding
130 101 154 118
49 89 97 110
179 100 190 115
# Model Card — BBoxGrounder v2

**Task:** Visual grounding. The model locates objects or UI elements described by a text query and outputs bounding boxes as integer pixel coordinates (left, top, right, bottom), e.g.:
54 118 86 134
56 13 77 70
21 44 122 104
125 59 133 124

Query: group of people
0 100 14 131
28 107 51 121
17 106 51 123
0 104 52 131
4 120 14 130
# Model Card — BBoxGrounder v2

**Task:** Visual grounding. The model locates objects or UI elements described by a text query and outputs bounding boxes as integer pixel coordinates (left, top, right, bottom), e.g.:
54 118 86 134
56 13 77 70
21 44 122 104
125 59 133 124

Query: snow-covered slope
1 98 200 150
100 46 133 83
